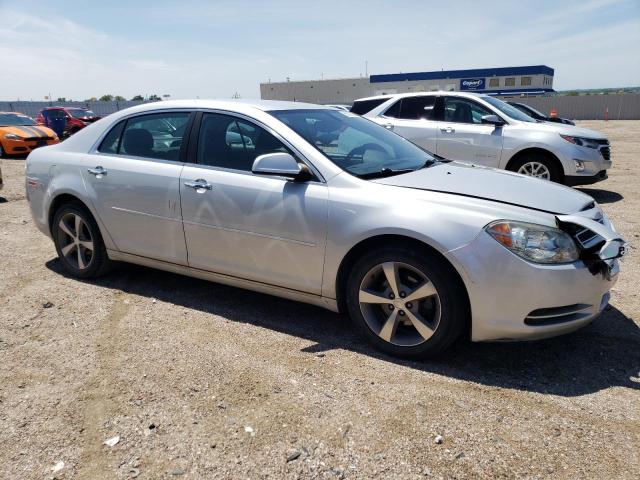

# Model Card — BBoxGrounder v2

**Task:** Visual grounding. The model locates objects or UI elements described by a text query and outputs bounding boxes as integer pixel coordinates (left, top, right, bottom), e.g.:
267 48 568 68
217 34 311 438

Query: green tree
99 94 114 101
148 94 161 101
114 95 126 101
57 97 66 102
131 94 144 101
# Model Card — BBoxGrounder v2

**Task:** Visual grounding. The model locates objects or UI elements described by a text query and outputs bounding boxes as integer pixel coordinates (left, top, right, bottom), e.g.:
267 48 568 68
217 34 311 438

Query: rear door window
396 96 437 120
119 112 190 161
350 98 388 115
98 120 125 154
382 100 401 118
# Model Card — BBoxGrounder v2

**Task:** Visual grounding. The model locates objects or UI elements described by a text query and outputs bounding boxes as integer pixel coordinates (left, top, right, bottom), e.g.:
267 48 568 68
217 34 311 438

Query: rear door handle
184 179 213 191
440 127 455 133
384 123 394 131
87 166 107 176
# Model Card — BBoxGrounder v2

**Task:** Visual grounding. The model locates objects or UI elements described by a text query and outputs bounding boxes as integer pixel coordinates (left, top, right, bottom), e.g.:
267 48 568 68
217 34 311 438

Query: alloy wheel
517 161 551 180
57 212 94 270
358 261 441 347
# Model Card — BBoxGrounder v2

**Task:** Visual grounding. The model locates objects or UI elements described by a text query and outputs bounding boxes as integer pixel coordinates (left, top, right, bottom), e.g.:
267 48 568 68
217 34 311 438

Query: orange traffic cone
550 107 558 118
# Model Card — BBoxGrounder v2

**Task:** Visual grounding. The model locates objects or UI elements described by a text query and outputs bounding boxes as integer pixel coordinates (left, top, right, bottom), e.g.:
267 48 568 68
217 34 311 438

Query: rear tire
52 203 111 278
508 153 563 183
345 246 467 359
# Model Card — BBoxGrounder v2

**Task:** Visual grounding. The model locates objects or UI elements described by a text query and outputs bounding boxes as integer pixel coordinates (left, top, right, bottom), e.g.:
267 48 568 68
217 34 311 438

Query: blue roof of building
370 65 554 83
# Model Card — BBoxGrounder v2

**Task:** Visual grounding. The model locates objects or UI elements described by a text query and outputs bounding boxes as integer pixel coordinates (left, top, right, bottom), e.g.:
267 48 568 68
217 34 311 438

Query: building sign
460 78 485 90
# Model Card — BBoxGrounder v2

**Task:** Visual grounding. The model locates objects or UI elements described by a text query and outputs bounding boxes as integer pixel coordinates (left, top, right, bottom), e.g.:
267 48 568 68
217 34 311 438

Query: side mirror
481 114 505 126
252 153 313 182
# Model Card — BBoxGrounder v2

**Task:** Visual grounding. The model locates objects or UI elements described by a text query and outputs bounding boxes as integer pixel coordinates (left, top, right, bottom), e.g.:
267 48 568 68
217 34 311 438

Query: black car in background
507 101 575 126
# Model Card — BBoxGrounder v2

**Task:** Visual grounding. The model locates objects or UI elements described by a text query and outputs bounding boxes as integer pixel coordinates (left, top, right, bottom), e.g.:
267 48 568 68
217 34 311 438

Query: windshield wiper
431 154 451 163
358 158 440 179
422 158 437 168
357 167 417 179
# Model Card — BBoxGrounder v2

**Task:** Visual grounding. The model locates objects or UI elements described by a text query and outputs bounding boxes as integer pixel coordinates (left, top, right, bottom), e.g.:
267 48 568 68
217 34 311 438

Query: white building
260 65 555 105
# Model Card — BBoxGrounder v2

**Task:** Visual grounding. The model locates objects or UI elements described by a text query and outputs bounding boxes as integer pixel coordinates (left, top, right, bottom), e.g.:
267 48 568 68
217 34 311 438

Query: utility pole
365 60 368 77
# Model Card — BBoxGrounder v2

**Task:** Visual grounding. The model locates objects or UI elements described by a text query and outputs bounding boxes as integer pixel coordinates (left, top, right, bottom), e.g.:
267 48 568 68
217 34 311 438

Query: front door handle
440 127 455 133
184 179 213 191
87 166 107 176
384 123 394 130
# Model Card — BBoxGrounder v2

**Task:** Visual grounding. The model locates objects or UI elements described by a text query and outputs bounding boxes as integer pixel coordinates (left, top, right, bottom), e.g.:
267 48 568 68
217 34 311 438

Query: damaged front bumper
450 209 627 342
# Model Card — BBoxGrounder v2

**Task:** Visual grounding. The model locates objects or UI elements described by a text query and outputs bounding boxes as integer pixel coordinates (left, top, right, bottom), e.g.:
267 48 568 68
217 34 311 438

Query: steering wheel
345 142 388 163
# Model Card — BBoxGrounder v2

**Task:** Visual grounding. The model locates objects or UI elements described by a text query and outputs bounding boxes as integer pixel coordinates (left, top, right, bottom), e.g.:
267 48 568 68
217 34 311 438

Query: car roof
354 91 486 102
114 99 327 113
42 106 86 110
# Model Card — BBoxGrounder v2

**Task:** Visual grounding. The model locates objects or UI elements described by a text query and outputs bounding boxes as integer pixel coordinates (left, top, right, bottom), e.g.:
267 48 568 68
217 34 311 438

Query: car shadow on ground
46 259 640 397
577 187 624 204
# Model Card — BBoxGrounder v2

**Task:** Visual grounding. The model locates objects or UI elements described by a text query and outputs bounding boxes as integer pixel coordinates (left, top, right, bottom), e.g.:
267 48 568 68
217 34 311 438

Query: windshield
481 96 536 122
514 103 545 118
68 109 96 118
270 109 435 178
0 113 37 126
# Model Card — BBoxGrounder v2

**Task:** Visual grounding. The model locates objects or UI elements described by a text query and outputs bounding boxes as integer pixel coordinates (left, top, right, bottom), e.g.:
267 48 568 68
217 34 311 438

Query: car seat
452 103 473 123
122 128 154 157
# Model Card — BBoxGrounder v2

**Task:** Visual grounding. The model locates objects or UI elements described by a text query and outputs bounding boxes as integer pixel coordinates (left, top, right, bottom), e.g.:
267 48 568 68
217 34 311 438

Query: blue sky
0 0 638 100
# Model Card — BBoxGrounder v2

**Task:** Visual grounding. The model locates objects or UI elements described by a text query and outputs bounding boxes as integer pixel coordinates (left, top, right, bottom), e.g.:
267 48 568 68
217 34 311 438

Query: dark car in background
507 101 575 125
36 107 102 138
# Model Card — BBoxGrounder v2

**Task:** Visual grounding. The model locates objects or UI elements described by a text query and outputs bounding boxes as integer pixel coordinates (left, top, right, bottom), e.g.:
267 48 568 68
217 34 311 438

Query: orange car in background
0 112 59 157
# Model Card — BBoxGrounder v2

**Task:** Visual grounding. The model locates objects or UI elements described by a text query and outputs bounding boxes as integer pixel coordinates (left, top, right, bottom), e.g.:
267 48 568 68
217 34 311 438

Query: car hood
373 162 594 214
0 124 56 138
519 120 606 139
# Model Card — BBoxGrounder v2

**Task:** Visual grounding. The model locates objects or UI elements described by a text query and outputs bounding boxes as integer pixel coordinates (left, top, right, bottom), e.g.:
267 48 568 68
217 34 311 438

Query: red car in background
36 107 101 137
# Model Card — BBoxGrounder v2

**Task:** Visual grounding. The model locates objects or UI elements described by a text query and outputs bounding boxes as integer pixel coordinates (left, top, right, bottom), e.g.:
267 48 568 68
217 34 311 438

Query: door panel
82 111 192 264
83 155 188 264
179 111 328 294
379 96 439 153
180 167 328 293
436 123 503 166
436 96 503 166
388 118 438 153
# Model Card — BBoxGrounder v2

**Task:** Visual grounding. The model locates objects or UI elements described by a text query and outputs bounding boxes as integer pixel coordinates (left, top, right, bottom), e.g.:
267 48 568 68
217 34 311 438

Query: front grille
525 303 593 326
600 146 611 161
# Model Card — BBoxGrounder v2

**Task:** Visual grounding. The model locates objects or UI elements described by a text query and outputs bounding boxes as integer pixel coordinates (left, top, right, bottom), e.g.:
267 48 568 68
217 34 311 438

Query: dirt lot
0 120 638 479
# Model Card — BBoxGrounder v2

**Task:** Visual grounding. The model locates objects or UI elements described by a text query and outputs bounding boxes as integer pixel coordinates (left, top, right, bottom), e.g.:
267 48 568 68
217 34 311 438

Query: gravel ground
0 120 638 479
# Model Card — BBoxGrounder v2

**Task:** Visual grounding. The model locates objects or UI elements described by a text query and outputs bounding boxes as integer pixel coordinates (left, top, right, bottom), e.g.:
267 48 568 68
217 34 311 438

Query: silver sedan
25 100 626 358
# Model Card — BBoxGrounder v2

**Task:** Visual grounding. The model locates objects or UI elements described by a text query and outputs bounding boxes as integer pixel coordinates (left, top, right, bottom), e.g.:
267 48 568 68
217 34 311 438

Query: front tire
52 203 111 278
345 247 467 359
508 154 563 183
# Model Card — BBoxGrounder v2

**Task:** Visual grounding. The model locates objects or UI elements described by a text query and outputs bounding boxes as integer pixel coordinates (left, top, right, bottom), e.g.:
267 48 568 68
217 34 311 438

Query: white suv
355 92 611 185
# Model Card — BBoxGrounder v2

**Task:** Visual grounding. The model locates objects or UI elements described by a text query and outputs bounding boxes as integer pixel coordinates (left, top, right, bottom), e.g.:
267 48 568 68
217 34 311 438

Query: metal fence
2 94 639 120
499 93 640 120
0 100 148 118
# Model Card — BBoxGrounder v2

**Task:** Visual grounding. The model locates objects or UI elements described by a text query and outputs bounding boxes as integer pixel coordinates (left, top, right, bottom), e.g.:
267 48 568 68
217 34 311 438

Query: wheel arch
47 193 93 235
335 234 471 335
505 147 564 179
